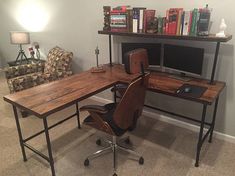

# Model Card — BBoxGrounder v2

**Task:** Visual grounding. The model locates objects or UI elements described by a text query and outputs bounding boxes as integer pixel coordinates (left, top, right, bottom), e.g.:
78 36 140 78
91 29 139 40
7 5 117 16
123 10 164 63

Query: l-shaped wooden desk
3 64 225 176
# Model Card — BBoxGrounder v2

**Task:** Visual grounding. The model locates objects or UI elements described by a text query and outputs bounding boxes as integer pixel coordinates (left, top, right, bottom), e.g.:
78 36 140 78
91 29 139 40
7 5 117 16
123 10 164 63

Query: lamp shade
10 32 30 44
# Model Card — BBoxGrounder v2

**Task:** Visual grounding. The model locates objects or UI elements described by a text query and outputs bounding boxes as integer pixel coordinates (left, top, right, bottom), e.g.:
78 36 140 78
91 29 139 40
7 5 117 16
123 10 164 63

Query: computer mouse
184 87 192 93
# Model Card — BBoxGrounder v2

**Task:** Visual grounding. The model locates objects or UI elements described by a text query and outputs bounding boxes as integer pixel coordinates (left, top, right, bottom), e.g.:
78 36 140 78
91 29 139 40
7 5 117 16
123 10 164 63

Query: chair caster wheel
139 157 144 165
96 139 101 146
124 137 130 144
113 173 117 176
84 159 89 166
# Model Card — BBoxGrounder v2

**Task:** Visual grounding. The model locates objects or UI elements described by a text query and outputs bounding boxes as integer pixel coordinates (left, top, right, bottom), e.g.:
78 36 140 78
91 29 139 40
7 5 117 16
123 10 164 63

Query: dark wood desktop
3 64 140 176
4 64 225 176
148 71 225 104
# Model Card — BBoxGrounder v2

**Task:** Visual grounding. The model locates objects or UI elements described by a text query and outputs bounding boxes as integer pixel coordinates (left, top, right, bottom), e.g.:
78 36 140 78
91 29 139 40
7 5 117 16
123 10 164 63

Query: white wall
0 0 234 136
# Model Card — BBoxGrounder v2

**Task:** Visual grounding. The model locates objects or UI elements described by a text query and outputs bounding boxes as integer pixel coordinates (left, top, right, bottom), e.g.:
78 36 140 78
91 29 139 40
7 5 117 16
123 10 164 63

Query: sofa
5 46 73 93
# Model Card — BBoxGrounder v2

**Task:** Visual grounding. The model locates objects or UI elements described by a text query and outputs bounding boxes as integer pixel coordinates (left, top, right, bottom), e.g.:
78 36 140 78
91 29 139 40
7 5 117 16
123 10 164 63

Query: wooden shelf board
98 30 232 42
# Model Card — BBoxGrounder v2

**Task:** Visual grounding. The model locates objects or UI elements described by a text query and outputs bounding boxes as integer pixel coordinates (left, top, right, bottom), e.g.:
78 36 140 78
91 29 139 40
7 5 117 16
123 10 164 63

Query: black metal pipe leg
76 102 81 129
210 42 220 84
195 104 207 167
209 97 219 143
43 117 55 176
109 34 113 66
113 85 117 104
12 105 27 161
113 136 117 174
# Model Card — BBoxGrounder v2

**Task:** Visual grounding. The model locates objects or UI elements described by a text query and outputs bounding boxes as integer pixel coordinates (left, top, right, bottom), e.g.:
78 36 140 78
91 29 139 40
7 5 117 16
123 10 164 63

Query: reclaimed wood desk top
4 64 225 118
3 64 140 118
148 71 225 105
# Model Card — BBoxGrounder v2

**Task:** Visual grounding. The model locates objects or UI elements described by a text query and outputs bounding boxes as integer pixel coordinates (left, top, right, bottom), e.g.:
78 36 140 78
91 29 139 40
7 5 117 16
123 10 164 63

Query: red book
110 28 127 32
111 6 128 13
168 8 183 35
143 10 156 33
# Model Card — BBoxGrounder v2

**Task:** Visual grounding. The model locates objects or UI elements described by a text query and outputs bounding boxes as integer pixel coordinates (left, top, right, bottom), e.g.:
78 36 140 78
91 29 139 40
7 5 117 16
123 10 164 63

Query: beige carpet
0 72 235 176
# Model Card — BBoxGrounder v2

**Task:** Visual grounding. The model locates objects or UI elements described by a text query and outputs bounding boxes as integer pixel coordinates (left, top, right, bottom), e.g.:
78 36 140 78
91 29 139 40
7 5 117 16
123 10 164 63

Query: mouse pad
176 83 208 98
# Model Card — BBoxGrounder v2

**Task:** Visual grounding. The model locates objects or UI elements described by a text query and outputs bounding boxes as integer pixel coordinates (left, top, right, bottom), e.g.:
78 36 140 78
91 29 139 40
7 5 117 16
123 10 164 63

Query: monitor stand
168 72 192 82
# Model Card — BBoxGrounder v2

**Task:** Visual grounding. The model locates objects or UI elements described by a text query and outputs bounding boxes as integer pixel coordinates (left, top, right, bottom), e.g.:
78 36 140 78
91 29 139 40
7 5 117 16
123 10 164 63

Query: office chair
80 72 149 176
113 48 149 101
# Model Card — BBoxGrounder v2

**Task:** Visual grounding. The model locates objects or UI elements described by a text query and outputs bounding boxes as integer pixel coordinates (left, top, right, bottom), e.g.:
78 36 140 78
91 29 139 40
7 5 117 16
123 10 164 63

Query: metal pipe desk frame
99 30 231 167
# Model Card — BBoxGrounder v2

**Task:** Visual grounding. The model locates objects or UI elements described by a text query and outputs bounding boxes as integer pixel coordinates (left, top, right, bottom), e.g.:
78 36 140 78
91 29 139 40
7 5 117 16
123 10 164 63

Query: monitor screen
163 44 204 75
122 43 161 66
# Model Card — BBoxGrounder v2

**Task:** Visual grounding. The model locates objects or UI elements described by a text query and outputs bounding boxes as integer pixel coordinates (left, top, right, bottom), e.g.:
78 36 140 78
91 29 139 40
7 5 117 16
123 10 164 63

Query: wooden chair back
113 73 149 130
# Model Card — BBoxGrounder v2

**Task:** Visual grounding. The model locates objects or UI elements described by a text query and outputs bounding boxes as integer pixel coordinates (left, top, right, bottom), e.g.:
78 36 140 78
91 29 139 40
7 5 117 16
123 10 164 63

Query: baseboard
90 96 235 144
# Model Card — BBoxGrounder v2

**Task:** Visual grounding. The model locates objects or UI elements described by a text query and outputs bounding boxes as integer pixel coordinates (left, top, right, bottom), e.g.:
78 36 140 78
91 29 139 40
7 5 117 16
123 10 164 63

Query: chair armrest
4 62 45 79
80 105 108 114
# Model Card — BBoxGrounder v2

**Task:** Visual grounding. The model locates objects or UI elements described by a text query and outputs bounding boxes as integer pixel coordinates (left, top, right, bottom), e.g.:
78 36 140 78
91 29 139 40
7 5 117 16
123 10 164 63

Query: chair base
84 136 144 176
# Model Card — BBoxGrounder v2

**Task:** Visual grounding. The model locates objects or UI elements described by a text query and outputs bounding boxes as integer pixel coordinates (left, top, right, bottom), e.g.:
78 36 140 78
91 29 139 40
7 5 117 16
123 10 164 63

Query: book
165 10 169 34
110 13 127 28
157 16 163 34
188 11 193 34
182 11 191 35
139 8 146 32
190 8 199 36
162 17 166 34
112 5 129 13
180 12 185 35
197 6 211 36
133 7 146 33
146 17 158 33
143 10 156 33
176 9 183 35
110 12 127 32
103 6 111 31
132 8 139 33
168 8 178 35
127 9 133 32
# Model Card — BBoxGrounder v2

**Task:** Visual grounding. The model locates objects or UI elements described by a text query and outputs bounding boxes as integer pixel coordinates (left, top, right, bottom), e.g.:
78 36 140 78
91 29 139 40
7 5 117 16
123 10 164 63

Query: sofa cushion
5 62 45 79
7 71 56 93
44 46 73 74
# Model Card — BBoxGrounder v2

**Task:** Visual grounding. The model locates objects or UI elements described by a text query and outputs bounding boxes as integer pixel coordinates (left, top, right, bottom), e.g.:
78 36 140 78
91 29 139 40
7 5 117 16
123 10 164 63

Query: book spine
157 17 163 34
162 17 166 34
110 28 127 32
139 9 144 32
168 8 177 35
188 11 193 34
144 10 156 33
132 9 139 33
165 10 169 34
180 12 185 35
190 9 198 36
182 11 190 35
103 6 111 31
127 9 133 32
197 7 211 36
110 13 127 30
176 9 183 35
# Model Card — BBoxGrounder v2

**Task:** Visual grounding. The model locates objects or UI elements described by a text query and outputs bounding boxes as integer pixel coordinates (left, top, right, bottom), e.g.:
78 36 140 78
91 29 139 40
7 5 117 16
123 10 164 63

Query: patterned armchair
5 46 73 93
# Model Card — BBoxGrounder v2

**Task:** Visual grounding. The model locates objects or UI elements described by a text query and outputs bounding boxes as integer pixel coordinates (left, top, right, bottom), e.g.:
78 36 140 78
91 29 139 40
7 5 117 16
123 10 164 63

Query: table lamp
10 31 30 63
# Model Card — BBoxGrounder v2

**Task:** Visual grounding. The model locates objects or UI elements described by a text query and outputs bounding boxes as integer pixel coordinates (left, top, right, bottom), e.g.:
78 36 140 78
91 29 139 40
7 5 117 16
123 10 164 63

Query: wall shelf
98 30 232 42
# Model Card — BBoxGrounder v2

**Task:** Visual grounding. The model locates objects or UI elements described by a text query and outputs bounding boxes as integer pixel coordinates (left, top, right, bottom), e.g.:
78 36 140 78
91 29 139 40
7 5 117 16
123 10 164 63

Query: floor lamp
10 31 30 63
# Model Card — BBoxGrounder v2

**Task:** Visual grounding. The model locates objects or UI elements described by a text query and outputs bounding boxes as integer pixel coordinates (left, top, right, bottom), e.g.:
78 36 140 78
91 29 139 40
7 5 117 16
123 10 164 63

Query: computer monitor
122 43 161 66
163 44 204 76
